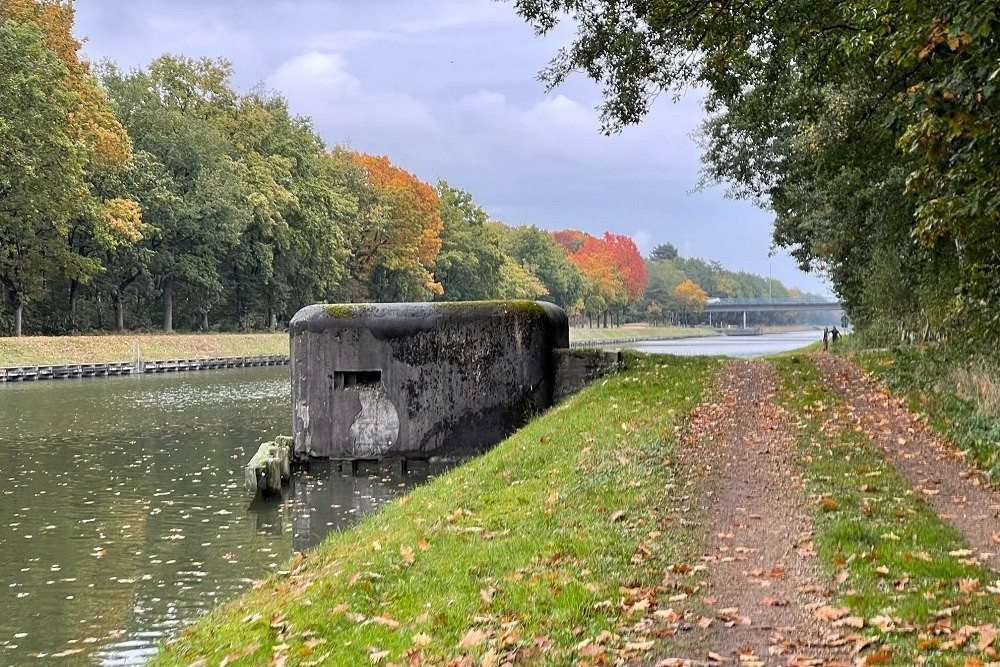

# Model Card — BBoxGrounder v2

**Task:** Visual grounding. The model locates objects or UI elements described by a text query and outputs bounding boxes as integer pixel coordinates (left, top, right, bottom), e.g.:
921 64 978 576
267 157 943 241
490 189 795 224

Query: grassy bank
774 355 999 666
568 324 715 342
0 333 289 366
853 346 1000 481
150 352 722 666
0 326 716 366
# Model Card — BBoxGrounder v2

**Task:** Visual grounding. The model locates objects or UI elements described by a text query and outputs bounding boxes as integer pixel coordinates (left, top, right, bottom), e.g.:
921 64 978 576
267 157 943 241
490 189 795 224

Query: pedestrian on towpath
822 327 829 351
831 326 840 346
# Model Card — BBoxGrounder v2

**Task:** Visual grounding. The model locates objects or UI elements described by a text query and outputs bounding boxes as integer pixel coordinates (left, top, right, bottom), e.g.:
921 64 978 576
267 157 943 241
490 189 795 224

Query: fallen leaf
958 578 980 594
400 545 415 565
624 640 655 651
814 605 851 622
458 629 489 648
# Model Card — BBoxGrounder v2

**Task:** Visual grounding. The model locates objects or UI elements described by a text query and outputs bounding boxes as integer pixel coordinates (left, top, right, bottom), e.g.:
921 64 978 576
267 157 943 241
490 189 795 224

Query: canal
621 330 821 357
0 367 434 666
0 332 817 666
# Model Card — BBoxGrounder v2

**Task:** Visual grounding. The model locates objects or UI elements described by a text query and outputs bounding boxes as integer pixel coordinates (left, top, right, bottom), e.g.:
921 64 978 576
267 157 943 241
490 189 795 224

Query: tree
557 231 624 327
674 279 708 325
101 56 249 333
508 1 1000 351
433 181 504 301
604 232 647 303
349 153 443 301
498 224 584 308
0 3 138 336
649 243 678 262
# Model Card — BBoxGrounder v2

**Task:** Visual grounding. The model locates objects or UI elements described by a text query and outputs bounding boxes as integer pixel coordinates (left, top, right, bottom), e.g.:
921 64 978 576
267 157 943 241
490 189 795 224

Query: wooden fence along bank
0 354 289 382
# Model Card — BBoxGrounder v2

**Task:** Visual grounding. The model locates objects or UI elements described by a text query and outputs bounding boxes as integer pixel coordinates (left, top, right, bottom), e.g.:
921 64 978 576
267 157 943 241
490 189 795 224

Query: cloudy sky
72 0 831 295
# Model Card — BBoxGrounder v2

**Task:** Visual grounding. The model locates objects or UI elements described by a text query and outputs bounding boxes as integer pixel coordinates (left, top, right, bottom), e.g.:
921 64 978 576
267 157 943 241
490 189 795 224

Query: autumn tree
348 153 443 301
603 231 647 311
0 2 138 335
674 279 708 325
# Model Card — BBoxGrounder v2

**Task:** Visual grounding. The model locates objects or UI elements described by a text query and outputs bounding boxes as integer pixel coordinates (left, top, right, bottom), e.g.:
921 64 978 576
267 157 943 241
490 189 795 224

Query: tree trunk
113 293 125 333
69 280 79 317
163 279 173 333
14 302 23 337
269 310 277 332
202 310 209 331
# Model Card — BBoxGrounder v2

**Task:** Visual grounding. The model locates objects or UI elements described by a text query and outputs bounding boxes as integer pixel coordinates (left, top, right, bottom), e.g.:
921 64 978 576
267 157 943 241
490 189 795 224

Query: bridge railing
707 297 837 305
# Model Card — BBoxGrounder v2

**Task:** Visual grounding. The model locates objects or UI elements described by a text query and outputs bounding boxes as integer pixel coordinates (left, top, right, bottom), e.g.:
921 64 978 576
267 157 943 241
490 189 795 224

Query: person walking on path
831 326 840 346
822 327 829 351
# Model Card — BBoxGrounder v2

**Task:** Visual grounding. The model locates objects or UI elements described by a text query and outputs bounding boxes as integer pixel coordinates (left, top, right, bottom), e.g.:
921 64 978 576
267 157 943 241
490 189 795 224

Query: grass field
0 333 289 366
0 326 719 366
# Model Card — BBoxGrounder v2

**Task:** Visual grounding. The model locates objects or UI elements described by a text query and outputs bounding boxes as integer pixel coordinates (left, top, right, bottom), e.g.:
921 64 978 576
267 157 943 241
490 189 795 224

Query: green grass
568 325 716 343
854 346 1000 482
0 332 288 365
773 355 999 666
149 352 723 666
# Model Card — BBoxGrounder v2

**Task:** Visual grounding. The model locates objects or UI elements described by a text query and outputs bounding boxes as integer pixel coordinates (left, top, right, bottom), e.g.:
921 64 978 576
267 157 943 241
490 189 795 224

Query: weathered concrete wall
289 301 568 460
553 348 623 403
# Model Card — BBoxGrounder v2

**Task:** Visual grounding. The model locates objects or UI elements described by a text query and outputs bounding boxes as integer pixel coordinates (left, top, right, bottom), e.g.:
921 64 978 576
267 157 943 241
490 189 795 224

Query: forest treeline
511 2 1000 355
0 1 822 336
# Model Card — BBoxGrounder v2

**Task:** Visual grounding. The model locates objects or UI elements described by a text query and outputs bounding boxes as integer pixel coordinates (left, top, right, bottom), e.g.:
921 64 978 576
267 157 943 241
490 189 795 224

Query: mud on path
670 360 853 667
812 353 1000 571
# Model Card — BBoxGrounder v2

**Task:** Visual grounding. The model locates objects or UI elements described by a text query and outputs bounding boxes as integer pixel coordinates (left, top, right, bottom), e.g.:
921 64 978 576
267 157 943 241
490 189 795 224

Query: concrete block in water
244 438 293 496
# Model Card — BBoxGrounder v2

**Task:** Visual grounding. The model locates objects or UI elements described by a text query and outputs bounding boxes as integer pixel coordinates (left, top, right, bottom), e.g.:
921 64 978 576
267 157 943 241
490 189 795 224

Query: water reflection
0 368 436 666
620 330 819 358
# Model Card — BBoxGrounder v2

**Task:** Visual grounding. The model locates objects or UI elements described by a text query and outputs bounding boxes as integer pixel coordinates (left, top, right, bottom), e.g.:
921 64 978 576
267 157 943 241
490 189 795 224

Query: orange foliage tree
554 230 648 327
673 279 708 324
349 153 443 300
0 0 140 334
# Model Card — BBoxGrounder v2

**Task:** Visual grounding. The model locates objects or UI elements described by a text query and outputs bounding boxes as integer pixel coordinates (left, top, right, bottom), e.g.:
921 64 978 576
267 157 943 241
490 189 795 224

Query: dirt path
812 353 1000 571
670 360 853 667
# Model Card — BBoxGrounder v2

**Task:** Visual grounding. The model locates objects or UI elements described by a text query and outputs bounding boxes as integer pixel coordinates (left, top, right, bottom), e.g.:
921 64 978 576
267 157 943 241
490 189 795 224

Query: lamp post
768 260 772 301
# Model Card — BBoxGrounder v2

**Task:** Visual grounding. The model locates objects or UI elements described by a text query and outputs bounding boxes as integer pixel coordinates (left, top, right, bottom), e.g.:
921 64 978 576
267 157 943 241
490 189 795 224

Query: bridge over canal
704 297 843 329
705 297 842 313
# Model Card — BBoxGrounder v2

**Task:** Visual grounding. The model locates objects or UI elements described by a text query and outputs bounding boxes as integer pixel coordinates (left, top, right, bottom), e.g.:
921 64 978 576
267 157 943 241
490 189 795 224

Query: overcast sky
72 0 831 295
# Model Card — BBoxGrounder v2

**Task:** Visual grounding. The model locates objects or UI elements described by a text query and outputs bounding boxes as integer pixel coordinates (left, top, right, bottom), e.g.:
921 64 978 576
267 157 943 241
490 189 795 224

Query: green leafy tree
101 56 250 332
498 224 584 308
0 8 138 336
509 1 1000 351
433 181 504 301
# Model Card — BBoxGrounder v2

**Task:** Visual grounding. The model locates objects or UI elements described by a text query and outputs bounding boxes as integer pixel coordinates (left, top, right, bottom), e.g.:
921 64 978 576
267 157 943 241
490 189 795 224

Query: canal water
0 332 817 666
621 330 820 357
0 367 435 666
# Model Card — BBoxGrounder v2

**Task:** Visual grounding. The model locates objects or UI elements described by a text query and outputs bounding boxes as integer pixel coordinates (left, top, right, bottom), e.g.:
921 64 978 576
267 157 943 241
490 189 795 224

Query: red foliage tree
602 232 647 300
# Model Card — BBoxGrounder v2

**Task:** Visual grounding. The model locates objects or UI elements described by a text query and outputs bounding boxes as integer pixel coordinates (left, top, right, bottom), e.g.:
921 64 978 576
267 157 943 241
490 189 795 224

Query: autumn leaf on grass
863 649 892 665
973 624 998 650
544 491 558 512
958 577 980 594
400 545 415 566
458 629 489 648
220 642 260 666
813 605 851 622
368 648 390 664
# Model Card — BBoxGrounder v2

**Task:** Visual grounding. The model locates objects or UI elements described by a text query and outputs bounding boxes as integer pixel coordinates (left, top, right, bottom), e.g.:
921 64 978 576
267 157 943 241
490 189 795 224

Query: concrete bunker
289 300 615 462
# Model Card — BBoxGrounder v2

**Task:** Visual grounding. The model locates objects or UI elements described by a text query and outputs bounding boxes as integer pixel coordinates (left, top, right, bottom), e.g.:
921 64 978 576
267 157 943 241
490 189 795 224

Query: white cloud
268 52 361 98
307 30 385 52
